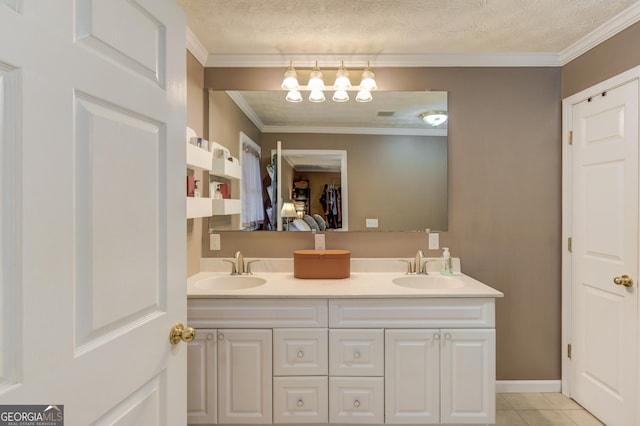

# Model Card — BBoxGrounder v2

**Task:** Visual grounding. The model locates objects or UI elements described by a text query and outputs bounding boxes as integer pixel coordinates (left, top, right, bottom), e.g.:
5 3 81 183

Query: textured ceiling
178 0 639 60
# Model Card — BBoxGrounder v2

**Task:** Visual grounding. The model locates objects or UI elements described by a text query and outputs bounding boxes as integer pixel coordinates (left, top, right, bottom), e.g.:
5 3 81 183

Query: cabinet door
273 328 328 375
329 329 384 376
440 329 496 424
385 329 440 424
187 329 217 425
329 377 384 424
217 329 272 424
273 376 329 424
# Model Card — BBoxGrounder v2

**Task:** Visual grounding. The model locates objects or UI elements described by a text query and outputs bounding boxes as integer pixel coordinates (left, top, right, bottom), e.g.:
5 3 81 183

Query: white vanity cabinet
187 329 217 425
385 329 496 424
217 329 273 424
187 296 496 425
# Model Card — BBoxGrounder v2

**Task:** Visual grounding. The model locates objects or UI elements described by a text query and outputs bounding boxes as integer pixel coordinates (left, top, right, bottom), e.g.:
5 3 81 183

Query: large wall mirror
208 90 448 232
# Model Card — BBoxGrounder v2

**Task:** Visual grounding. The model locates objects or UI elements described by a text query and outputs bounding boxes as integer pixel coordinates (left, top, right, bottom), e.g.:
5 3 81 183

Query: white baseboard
496 380 562 393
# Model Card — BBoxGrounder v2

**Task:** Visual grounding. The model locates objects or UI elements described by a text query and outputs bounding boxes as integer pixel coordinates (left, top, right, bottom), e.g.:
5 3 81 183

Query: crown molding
559 2 640 65
205 52 561 68
186 26 208 66
225 90 265 129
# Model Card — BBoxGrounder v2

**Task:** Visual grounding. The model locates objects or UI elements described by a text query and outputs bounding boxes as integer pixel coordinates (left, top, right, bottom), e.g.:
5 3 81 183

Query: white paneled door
569 76 639 426
0 1 187 424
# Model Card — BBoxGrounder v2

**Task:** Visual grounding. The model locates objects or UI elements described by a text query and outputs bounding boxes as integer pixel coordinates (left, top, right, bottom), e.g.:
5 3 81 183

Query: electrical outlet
365 218 379 228
428 233 439 250
314 233 326 250
209 233 221 251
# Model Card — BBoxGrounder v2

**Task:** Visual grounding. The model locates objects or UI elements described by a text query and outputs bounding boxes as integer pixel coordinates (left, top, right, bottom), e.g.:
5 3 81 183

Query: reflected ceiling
226 90 447 135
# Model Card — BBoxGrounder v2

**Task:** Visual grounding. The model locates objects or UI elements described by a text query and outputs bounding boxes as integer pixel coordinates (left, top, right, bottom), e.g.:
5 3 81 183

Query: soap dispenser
441 247 453 275
213 184 222 199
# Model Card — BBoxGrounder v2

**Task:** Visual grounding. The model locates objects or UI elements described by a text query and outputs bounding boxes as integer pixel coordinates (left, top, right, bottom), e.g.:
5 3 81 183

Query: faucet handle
398 259 413 274
222 258 238 275
245 259 260 275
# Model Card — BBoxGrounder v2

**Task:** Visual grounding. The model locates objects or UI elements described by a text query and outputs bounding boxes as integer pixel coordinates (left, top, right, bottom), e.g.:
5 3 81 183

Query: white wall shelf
187 197 213 219
186 143 212 171
211 157 241 180
212 198 241 215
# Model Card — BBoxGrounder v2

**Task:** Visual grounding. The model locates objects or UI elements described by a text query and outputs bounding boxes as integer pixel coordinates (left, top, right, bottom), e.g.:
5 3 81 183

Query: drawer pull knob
218 333 224 341
297 350 304 358
207 333 214 340
353 400 360 408
433 334 440 340
353 351 361 359
444 334 451 340
297 399 304 407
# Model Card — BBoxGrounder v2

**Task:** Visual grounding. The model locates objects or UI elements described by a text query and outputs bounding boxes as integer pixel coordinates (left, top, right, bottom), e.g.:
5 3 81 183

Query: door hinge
568 237 572 253
568 130 573 145
568 343 572 359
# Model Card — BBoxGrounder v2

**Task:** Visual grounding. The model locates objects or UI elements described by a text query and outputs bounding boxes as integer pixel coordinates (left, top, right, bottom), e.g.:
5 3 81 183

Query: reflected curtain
241 143 264 229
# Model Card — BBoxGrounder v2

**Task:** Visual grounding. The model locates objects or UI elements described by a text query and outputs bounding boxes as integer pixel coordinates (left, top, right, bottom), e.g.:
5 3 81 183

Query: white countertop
188 258 504 299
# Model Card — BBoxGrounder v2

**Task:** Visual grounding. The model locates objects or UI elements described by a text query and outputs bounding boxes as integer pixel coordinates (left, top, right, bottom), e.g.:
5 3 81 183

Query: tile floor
497 393 604 425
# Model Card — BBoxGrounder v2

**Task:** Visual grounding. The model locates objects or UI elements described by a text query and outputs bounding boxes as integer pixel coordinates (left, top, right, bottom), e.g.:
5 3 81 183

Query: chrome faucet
414 250 426 274
224 251 259 275
235 251 245 275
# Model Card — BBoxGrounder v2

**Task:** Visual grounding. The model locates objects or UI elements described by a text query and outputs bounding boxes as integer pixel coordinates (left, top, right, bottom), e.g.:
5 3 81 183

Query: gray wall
202 66 562 381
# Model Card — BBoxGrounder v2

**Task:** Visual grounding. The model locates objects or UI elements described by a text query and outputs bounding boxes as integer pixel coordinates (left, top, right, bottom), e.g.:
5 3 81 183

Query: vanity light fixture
333 61 352 90
359 62 377 91
420 110 448 127
281 61 299 90
307 62 325 91
282 61 377 103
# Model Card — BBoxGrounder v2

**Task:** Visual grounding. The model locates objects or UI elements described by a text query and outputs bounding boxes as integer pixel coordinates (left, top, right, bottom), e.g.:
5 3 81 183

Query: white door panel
571 79 638 426
0 1 186 424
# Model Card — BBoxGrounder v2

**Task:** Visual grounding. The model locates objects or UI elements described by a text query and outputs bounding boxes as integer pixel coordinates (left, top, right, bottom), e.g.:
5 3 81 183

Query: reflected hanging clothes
320 184 342 229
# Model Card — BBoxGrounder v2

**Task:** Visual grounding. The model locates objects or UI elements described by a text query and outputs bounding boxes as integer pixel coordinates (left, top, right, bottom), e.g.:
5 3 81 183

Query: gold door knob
613 275 634 288
169 323 196 345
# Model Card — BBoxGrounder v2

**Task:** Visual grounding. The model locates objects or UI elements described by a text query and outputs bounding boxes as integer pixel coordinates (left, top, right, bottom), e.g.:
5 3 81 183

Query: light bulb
355 90 372 102
281 61 299 90
332 90 349 102
309 89 325 102
285 90 302 103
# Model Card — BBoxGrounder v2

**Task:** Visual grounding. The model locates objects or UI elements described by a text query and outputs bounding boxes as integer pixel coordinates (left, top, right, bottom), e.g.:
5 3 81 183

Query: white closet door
570 78 639 426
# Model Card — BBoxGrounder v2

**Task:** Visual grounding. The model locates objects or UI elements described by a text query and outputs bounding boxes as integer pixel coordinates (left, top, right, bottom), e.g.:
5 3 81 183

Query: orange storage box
293 249 351 279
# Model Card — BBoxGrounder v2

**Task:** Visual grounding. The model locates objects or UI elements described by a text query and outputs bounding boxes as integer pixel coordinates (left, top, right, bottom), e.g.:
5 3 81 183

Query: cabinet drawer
329 329 384 376
273 376 329 424
188 298 328 328
329 298 495 328
329 377 384 424
273 328 328 376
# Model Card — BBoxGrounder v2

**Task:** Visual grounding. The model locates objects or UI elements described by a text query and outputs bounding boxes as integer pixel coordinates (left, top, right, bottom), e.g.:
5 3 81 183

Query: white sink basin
194 275 267 290
392 275 465 290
